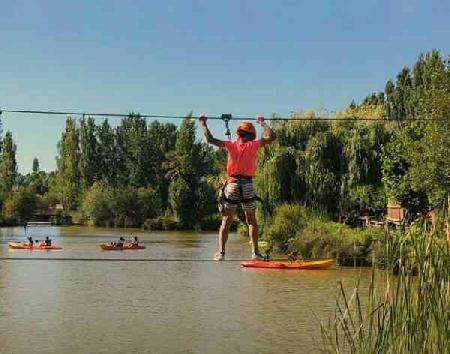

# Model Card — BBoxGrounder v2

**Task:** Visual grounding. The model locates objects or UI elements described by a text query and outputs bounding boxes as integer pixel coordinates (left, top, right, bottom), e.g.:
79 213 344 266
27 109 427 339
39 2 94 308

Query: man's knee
244 211 257 226
221 213 234 227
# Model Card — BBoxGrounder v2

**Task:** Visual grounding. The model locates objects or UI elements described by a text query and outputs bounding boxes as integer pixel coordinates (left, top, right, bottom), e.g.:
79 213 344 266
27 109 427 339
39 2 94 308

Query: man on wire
198 114 276 261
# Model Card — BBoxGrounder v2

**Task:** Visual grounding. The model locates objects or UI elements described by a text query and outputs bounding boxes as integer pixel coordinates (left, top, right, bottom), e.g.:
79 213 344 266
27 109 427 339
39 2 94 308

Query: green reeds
321 225 450 353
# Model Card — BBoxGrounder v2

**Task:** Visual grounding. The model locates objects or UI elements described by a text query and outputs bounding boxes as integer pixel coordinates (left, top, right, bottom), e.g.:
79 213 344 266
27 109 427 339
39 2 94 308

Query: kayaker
288 251 299 262
199 114 276 261
131 236 139 246
27 236 33 246
44 236 52 246
117 237 125 247
264 249 271 261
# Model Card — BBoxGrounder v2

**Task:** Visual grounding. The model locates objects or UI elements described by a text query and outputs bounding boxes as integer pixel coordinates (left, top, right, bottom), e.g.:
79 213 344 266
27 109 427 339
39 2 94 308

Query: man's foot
251 252 265 261
213 252 225 261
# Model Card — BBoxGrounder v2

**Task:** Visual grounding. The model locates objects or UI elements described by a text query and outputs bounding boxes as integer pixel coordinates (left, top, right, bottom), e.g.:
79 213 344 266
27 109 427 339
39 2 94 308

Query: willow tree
333 119 391 216
256 114 341 214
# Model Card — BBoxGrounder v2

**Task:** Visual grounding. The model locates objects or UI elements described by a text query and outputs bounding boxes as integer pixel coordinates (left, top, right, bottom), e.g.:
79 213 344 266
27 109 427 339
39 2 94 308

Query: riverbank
259 204 387 266
321 223 450 353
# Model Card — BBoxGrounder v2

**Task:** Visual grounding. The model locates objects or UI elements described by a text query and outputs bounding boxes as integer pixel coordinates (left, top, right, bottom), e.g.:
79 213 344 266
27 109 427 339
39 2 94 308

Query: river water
0 226 371 354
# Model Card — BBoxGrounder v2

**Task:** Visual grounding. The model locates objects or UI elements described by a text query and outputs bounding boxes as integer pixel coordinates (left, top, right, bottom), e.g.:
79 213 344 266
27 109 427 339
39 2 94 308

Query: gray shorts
223 180 256 211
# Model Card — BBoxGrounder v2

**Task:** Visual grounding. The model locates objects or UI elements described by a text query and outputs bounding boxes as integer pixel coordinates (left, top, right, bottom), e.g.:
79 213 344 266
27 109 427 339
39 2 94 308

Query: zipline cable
0 108 447 122
0 257 249 262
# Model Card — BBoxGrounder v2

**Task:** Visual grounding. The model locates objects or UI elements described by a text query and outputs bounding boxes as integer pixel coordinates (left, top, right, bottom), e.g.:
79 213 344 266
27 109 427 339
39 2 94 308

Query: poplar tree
96 119 116 186
148 121 177 208
0 132 17 194
32 157 40 174
56 118 80 210
118 114 156 188
166 117 200 227
79 116 98 190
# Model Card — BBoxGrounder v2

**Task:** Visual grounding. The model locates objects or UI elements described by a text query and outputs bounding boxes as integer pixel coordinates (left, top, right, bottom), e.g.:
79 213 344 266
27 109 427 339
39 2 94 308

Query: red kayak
100 244 146 251
8 242 62 250
241 259 334 270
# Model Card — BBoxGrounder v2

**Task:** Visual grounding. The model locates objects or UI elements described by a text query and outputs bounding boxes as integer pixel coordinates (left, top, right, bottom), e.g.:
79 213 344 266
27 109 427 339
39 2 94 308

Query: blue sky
1 0 449 172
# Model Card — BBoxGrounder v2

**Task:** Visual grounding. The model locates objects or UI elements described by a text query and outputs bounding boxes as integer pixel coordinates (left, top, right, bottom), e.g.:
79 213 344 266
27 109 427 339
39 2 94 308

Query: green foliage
382 54 450 212
115 114 155 187
81 182 114 227
2 186 37 223
257 113 389 220
166 117 218 228
56 118 80 210
321 225 450 353
32 158 39 174
0 131 17 194
265 204 310 252
96 119 116 186
81 182 162 227
265 204 383 264
143 215 180 231
79 117 98 190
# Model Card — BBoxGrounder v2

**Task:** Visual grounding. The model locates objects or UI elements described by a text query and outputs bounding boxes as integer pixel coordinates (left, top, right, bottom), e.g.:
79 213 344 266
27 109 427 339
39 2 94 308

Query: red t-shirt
223 140 262 177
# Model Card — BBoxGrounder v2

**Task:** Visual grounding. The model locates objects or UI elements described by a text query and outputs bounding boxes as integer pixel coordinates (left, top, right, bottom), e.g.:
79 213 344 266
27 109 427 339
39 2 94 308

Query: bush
264 203 384 264
81 182 115 227
265 204 310 252
143 216 180 231
292 220 382 265
81 183 162 227
2 187 38 224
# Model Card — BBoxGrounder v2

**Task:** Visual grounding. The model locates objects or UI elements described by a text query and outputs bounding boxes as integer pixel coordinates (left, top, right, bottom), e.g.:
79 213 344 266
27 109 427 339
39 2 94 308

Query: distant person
131 236 139 246
199 114 276 261
117 237 125 247
288 251 299 262
264 249 271 261
44 236 52 246
27 236 33 246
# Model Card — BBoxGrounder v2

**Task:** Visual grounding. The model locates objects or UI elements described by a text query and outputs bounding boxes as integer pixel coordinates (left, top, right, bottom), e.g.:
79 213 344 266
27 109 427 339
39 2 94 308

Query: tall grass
321 225 450 353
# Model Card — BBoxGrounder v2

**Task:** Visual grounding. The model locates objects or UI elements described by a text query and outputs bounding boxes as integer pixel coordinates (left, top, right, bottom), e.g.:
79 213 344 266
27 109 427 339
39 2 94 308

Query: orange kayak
241 259 334 270
100 244 146 251
8 242 62 250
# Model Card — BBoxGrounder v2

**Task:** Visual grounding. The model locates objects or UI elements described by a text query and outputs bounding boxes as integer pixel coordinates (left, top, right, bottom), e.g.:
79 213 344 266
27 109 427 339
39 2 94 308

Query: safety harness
217 175 264 226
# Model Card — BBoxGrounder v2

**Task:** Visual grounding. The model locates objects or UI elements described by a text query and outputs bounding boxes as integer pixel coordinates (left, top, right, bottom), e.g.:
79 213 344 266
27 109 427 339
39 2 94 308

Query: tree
0 132 17 194
56 118 80 210
148 121 177 208
32 158 40 174
96 119 117 186
385 80 396 119
2 186 37 223
79 116 98 190
166 117 204 227
115 114 155 188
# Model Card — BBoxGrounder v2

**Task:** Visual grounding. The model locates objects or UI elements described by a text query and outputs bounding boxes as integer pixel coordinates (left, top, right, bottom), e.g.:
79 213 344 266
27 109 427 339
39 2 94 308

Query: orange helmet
236 120 256 137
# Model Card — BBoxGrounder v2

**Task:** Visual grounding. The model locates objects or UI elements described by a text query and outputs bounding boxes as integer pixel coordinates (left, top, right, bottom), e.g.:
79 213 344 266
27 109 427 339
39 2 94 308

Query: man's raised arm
198 114 225 148
256 116 276 146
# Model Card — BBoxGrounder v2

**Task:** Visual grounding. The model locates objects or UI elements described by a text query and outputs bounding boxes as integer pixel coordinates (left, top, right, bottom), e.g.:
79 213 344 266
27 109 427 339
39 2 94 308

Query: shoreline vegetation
1 50 449 263
321 224 450 353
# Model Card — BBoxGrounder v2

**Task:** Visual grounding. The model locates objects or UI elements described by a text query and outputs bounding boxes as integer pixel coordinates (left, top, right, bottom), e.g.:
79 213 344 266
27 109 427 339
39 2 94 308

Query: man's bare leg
244 210 259 255
218 210 235 254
